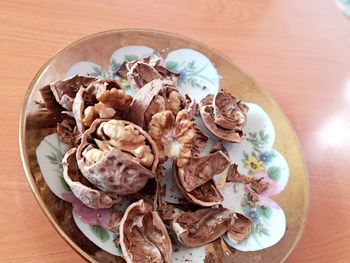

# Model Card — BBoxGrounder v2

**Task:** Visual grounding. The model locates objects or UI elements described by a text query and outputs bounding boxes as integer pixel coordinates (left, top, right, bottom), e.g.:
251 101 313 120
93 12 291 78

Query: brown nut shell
173 162 224 207
199 91 249 143
126 55 179 92
119 199 172 263
72 78 126 133
76 119 159 196
227 213 253 243
172 208 234 247
128 79 184 129
177 151 230 192
62 147 118 208
40 75 96 112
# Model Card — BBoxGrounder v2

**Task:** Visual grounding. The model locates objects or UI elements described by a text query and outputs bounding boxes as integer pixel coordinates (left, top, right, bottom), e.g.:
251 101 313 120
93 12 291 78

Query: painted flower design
244 155 264 173
244 209 261 224
258 151 274 165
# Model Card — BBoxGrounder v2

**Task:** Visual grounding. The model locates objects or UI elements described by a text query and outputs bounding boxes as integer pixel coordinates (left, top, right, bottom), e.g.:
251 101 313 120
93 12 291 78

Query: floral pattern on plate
37 46 289 259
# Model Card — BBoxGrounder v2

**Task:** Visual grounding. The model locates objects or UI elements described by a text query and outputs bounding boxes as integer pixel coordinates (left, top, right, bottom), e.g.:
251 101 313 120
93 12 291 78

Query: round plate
19 29 308 263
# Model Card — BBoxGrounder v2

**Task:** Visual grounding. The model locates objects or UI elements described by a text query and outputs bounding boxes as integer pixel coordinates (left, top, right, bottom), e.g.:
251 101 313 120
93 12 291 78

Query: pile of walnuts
40 55 257 263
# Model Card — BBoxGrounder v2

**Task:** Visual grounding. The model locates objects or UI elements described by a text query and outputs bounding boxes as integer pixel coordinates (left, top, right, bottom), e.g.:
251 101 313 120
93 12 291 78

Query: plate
19 29 308 263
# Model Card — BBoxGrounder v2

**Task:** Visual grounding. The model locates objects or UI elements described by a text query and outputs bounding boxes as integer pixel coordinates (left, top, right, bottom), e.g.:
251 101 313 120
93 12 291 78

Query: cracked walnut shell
173 208 234 247
199 90 249 143
72 78 131 133
119 199 172 263
76 119 159 196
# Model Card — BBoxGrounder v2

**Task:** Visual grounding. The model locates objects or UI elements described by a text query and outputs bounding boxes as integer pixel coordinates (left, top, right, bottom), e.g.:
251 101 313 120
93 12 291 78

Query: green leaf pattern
44 139 71 192
166 59 215 88
89 225 110 243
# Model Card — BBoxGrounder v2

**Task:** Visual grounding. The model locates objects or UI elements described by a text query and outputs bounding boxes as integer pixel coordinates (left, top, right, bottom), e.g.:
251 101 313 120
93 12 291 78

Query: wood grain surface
1 0 349 262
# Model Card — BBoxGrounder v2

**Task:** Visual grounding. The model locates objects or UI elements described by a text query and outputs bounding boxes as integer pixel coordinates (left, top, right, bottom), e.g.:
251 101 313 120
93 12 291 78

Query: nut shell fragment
57 119 76 144
177 151 230 192
172 208 233 247
227 163 253 184
199 90 248 143
173 162 224 207
227 213 253 243
119 199 172 263
62 147 118 208
40 75 96 112
126 55 179 92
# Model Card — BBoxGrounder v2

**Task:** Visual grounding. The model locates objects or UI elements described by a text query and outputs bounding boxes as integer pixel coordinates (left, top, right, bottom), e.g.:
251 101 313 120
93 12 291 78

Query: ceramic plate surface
19 29 308 263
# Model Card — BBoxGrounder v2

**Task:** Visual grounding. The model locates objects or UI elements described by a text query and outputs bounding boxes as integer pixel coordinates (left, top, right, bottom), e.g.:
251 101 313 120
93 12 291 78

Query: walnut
72 78 128 132
128 79 186 129
94 120 154 167
62 147 118 209
144 89 183 125
82 106 99 126
83 147 105 165
148 110 196 165
144 95 166 124
76 119 159 196
96 88 132 110
165 91 181 114
82 101 117 126
94 102 116 118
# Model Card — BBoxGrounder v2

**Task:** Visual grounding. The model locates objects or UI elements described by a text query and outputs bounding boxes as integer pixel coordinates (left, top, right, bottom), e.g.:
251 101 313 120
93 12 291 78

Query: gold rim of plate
19 29 309 263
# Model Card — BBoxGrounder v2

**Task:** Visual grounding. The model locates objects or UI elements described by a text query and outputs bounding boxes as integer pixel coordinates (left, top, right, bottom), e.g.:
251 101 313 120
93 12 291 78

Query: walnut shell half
177 151 230 192
227 213 253 243
76 119 159 196
62 147 119 208
172 208 234 247
128 79 185 129
199 90 249 143
126 54 179 92
119 199 172 263
40 75 96 112
72 78 131 133
173 162 224 207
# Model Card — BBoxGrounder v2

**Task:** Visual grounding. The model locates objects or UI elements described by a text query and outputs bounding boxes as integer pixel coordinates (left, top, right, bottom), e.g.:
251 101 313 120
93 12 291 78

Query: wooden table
1 0 349 262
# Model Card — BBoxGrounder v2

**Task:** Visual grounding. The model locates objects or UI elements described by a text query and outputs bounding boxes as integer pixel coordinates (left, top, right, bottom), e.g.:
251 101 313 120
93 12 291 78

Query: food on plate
128 79 186 129
39 54 257 262
73 78 132 132
172 208 233 247
62 147 119 209
76 119 159 196
226 213 253 243
199 90 248 142
119 199 172 263
124 54 179 92
173 161 224 207
40 75 96 112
